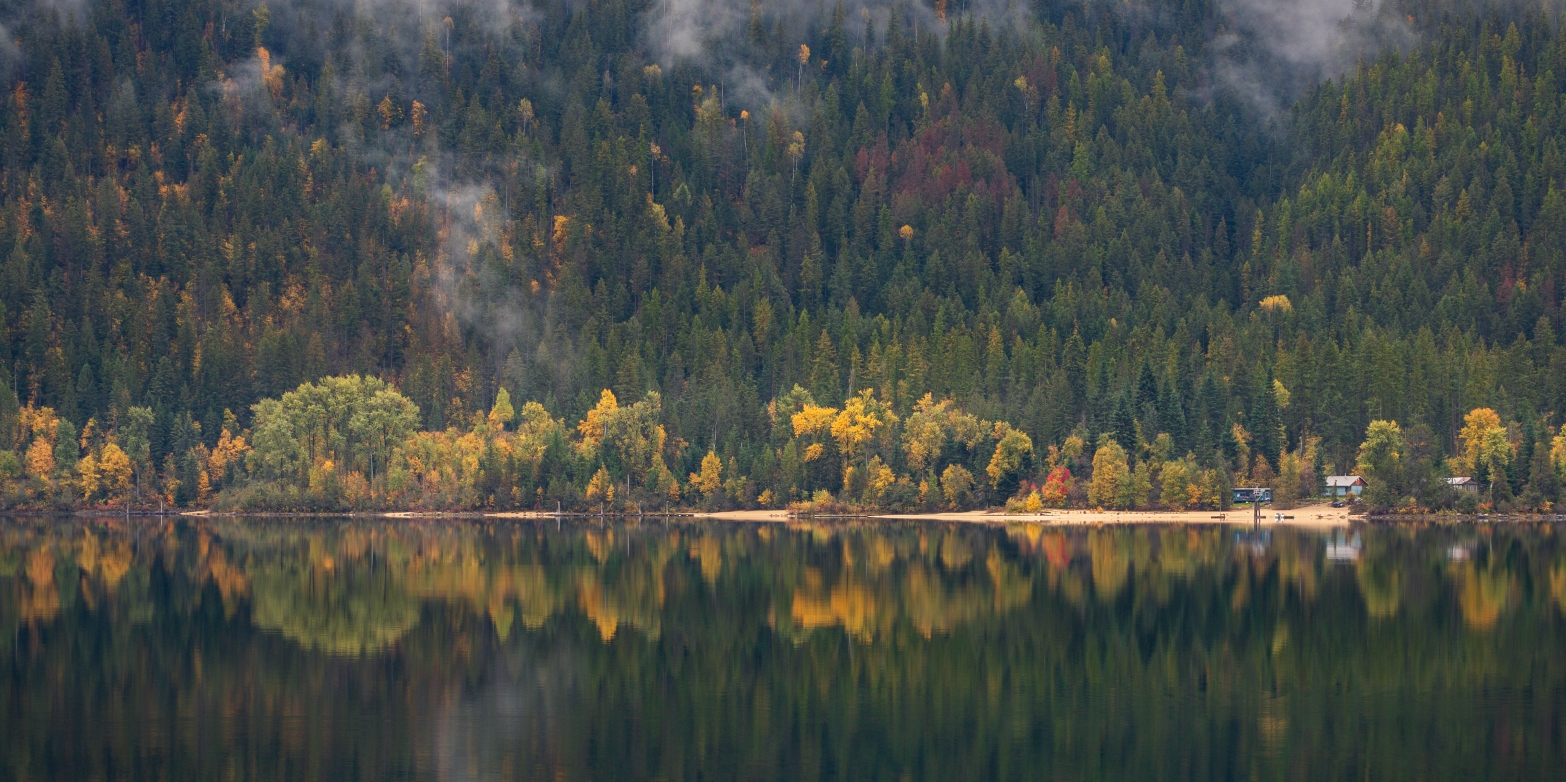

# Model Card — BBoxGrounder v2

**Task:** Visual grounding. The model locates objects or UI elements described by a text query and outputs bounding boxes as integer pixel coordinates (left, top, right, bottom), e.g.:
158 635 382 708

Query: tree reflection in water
1 518 1563 781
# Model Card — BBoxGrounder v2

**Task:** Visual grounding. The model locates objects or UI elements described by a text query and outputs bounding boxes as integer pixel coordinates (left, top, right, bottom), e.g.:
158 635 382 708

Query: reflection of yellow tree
1273 536 1319 602
575 562 665 642
782 531 1034 642
791 572 882 641
1551 560 1566 615
1090 531 1130 601
76 530 134 592
196 532 250 616
21 547 60 623
938 532 972 570
1455 561 1514 631
1356 554 1401 619
693 535 723 584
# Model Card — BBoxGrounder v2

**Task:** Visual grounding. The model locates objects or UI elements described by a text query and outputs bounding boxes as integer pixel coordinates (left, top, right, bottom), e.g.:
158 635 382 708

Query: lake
2 517 1562 781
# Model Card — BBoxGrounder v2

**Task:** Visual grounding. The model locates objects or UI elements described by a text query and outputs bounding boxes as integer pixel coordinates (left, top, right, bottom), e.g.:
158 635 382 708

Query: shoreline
10 503 1561 527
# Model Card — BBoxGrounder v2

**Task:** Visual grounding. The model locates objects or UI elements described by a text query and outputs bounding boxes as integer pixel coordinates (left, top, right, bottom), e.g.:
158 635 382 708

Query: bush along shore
0 376 1559 516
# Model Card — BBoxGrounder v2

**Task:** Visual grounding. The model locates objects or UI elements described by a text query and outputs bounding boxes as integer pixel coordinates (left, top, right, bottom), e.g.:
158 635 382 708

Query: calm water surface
1 517 1563 781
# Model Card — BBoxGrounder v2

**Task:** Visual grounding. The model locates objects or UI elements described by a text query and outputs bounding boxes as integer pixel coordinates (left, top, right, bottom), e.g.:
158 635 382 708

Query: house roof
1325 475 1365 487
1446 476 1478 486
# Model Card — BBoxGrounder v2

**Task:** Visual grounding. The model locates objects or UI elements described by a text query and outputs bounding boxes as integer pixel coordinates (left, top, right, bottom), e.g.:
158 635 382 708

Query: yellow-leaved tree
577 389 619 457
1553 424 1566 483
98 443 134 499
791 400 839 469
1457 408 1512 490
18 405 59 484
691 450 723 499
1088 437 1130 509
488 388 516 430
941 464 974 507
574 389 674 504
586 465 615 504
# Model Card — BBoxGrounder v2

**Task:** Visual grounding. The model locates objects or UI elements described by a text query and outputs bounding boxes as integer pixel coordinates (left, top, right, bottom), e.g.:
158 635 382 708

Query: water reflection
2 518 1564 780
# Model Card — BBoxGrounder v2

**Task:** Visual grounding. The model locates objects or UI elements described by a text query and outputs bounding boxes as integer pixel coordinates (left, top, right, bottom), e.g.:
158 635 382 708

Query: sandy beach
874 502 1354 527
610 503 1355 527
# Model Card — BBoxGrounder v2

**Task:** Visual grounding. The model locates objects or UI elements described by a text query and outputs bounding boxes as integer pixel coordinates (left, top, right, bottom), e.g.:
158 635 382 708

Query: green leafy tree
1356 421 1406 510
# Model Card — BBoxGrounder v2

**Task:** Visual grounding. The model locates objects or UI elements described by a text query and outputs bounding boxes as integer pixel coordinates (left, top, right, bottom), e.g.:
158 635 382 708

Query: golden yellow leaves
586 466 615 504
864 456 896 502
411 100 427 136
1258 294 1293 313
1553 425 1566 482
1088 439 1130 509
15 404 59 482
256 47 285 99
24 436 54 482
97 443 133 496
577 389 619 454
791 404 838 439
1455 560 1514 630
487 388 516 430
1457 407 1510 476
940 464 973 505
830 390 897 461
377 95 402 130
209 426 250 480
690 451 723 498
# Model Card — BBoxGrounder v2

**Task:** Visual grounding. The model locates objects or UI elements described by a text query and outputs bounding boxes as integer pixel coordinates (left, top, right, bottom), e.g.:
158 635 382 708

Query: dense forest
0 0 1565 510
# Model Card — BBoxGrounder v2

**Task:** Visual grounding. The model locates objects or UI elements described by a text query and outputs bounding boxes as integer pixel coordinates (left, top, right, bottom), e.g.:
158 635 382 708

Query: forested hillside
0 0 1563 510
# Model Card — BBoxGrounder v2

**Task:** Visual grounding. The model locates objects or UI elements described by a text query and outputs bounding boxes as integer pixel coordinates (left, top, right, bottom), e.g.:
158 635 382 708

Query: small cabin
1325 475 1366 498
1446 476 1480 493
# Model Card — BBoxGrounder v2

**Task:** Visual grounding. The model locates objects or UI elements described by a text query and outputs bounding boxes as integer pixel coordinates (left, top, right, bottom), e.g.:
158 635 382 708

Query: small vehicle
1232 487 1273 504
1330 501 1346 508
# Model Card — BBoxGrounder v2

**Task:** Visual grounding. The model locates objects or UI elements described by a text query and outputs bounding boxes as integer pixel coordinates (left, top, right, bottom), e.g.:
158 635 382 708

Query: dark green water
1 518 1562 781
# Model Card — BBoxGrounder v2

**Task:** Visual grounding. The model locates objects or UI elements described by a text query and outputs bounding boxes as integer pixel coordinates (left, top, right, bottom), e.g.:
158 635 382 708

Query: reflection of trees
1356 551 1403 619
21 547 60 622
6 519 1566 781
249 556 422 655
1553 560 1566 615
1454 560 1515 631
1090 531 1130 600
576 561 665 642
780 529 1034 642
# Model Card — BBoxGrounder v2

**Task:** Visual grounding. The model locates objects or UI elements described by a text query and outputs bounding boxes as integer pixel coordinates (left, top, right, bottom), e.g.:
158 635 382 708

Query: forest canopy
0 0 1564 511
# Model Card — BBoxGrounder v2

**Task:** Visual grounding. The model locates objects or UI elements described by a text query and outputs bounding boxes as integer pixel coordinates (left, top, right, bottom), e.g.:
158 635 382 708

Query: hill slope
0 0 1562 509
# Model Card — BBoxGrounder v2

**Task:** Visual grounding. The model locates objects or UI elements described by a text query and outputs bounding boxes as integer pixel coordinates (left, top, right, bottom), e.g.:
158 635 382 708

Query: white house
1325 475 1366 498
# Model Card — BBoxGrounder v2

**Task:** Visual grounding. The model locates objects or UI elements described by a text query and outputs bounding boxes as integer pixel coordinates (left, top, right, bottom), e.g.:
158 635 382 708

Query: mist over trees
0 0 1564 510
